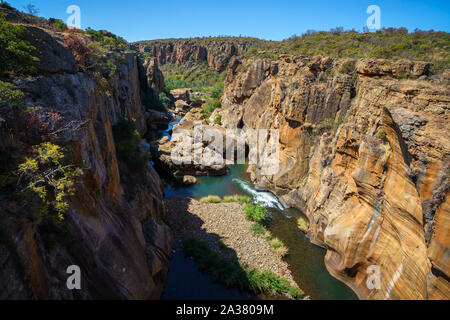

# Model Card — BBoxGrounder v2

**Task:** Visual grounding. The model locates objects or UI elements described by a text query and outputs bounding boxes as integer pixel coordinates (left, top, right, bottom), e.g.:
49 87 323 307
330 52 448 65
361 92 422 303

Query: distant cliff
132 38 263 72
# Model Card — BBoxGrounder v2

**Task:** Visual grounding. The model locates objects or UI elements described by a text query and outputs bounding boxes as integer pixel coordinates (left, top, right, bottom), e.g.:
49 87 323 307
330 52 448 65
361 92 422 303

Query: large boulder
170 88 191 103
175 100 190 112
182 175 198 185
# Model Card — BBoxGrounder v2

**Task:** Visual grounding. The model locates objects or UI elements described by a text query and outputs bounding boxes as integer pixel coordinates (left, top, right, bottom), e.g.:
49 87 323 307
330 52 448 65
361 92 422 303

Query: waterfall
232 178 285 211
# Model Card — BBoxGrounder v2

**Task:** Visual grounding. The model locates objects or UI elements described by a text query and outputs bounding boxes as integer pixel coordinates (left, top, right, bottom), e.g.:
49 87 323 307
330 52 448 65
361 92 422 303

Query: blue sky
9 0 450 42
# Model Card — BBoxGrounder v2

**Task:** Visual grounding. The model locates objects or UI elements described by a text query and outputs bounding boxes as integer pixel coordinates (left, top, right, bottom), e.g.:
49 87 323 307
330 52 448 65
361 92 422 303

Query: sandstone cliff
218 55 449 299
132 38 261 72
0 15 172 299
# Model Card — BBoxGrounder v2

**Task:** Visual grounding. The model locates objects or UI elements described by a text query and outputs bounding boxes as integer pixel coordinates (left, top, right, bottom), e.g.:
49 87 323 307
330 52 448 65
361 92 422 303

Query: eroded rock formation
132 39 257 72
218 55 449 300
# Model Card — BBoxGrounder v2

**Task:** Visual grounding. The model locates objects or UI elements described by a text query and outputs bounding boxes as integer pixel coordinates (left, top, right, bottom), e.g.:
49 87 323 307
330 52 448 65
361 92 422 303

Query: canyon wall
218 55 449 299
0 22 172 299
132 39 257 72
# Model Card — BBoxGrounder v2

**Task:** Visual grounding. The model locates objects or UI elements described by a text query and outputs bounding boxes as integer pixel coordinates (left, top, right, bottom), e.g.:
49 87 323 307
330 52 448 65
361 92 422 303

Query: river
157 118 357 300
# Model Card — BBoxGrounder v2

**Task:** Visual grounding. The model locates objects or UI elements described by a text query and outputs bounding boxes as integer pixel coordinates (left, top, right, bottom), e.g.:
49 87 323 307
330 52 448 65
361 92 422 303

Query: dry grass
199 195 222 203
297 216 310 233
269 237 289 257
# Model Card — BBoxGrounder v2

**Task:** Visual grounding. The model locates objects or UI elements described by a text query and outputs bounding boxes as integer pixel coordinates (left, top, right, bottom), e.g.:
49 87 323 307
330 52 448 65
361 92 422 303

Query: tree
23 4 39 15
18 142 81 222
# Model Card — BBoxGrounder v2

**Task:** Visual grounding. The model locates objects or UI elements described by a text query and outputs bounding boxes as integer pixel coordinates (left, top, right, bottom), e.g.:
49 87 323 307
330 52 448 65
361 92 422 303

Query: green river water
159 119 357 300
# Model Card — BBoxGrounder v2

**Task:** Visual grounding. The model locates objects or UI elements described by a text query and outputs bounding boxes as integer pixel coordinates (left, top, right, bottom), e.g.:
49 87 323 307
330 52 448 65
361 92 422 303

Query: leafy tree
0 13 39 77
18 142 81 222
243 204 267 223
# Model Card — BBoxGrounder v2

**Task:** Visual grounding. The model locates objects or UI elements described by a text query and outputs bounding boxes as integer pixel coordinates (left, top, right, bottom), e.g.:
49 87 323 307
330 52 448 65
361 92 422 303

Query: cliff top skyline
8 0 450 42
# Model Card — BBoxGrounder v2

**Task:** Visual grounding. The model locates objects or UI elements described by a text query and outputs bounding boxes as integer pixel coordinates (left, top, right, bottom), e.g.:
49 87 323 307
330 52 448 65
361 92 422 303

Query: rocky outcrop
146 109 175 131
143 57 165 95
0 23 172 299
136 56 165 112
132 39 258 72
182 175 198 185
219 55 450 300
151 108 229 176
170 88 191 103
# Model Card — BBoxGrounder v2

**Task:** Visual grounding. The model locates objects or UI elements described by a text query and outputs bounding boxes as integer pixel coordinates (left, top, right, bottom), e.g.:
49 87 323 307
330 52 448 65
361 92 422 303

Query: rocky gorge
0 6 172 299
1 3 449 301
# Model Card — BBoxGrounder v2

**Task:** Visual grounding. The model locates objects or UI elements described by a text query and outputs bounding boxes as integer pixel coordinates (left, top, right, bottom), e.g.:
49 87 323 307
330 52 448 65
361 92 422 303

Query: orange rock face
220 55 449 299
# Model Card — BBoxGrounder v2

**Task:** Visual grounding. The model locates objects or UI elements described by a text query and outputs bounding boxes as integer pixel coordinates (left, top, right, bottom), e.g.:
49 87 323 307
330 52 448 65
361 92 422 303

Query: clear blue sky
9 0 450 42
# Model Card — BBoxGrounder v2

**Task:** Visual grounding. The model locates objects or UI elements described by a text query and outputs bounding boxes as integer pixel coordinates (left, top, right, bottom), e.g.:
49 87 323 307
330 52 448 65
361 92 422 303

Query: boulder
182 175 198 185
190 99 206 108
170 88 191 103
175 100 190 112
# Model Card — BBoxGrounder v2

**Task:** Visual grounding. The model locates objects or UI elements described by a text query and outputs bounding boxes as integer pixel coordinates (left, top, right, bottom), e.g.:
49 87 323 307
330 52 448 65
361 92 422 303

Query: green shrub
182 237 303 299
199 195 222 203
269 237 289 257
376 129 387 141
251 222 265 236
202 98 221 119
143 91 172 111
339 61 354 74
85 27 127 51
50 19 68 32
183 237 248 290
246 269 297 296
0 13 39 77
243 204 267 223
0 81 25 109
214 114 222 125
289 285 305 299
211 83 223 100
112 117 149 173
158 92 172 109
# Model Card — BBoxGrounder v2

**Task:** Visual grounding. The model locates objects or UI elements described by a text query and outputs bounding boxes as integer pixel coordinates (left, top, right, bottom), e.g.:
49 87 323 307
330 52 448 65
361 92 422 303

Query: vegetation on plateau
161 62 225 118
143 27 450 75
0 13 39 77
250 28 450 74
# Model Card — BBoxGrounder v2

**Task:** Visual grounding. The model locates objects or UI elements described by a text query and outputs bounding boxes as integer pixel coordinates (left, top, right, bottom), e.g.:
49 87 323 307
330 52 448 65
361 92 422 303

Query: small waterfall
232 178 285 211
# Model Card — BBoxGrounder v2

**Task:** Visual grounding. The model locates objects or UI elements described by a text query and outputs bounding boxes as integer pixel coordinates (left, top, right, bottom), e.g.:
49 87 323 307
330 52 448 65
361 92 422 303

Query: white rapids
232 178 285 211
